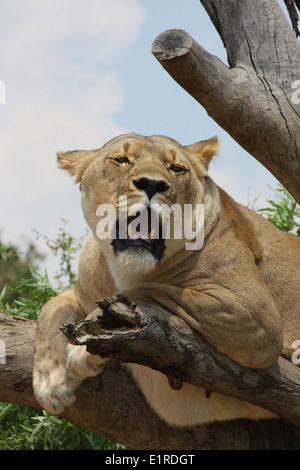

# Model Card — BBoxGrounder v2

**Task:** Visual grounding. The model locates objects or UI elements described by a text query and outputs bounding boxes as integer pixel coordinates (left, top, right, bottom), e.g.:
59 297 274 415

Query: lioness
33 133 300 426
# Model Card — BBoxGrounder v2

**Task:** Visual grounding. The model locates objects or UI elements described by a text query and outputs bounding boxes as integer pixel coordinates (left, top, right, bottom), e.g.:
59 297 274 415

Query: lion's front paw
33 360 81 415
66 344 108 379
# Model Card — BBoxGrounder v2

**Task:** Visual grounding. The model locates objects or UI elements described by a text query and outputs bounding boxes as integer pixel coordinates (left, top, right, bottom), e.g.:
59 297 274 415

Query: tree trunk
1 310 300 450
152 0 300 204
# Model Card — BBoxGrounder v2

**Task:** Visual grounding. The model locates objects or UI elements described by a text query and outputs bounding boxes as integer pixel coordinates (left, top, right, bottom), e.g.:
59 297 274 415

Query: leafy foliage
0 403 125 450
0 268 60 320
0 240 45 305
257 184 300 235
34 219 88 288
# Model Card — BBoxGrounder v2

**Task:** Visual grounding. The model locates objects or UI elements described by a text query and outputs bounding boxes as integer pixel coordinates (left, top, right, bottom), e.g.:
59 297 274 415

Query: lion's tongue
128 222 154 242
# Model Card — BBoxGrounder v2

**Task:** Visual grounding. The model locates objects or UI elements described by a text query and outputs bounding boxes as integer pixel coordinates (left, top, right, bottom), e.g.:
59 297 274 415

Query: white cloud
1 0 144 66
0 0 145 276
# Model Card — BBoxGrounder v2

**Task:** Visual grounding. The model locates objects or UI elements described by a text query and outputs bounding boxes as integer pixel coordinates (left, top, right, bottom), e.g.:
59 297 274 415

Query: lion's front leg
65 308 109 379
33 290 107 415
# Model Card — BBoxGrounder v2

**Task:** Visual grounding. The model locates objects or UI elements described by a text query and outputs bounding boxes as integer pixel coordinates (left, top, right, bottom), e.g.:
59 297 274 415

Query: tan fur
33 133 300 426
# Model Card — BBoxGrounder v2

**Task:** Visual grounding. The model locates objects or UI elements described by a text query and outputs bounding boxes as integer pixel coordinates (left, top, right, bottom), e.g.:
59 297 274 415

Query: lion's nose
133 177 169 200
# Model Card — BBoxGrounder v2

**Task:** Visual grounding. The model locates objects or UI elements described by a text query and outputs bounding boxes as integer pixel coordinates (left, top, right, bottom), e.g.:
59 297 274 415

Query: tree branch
61 295 300 428
0 312 207 449
1 309 300 449
151 0 300 204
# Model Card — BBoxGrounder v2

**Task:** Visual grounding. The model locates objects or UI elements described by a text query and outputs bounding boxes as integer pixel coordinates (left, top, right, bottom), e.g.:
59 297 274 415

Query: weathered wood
61 294 300 428
0 314 37 408
0 312 215 450
152 0 300 204
1 310 300 449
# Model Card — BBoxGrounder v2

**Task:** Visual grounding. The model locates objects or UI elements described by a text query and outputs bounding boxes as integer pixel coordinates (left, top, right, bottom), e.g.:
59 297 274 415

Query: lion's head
57 133 219 287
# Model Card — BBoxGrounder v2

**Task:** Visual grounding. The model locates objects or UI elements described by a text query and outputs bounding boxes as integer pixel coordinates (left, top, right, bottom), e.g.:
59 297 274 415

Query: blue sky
0 0 290 280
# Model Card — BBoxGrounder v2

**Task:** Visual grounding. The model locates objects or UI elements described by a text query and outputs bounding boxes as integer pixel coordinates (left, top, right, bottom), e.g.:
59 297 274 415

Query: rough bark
61 295 300 428
1 307 300 450
152 0 300 204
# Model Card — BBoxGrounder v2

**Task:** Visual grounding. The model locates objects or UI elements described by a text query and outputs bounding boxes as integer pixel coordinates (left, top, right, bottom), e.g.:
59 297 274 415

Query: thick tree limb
151 0 300 204
1 308 300 449
0 312 204 450
61 295 300 428
0 312 206 449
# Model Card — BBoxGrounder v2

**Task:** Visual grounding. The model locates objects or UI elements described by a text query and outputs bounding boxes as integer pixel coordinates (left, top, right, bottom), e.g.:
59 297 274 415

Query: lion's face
57 133 219 286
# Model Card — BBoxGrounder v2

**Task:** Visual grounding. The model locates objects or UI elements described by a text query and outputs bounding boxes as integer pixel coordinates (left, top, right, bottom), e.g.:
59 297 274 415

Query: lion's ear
184 136 219 172
57 149 98 183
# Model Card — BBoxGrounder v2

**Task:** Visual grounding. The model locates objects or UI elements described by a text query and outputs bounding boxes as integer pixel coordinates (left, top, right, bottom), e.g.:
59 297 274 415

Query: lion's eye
169 164 186 174
113 156 130 164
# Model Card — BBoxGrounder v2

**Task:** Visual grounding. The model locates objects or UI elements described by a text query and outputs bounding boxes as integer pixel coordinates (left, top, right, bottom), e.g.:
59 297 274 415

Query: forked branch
1 307 300 449
151 0 300 203
61 294 300 428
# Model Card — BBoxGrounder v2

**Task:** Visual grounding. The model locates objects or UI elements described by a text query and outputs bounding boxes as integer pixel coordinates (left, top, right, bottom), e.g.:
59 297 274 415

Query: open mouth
111 207 165 261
